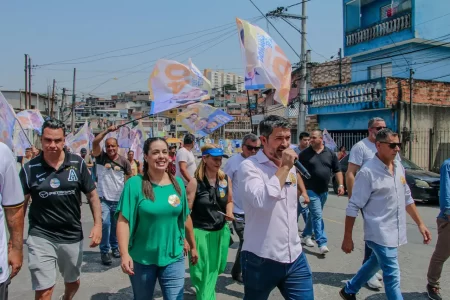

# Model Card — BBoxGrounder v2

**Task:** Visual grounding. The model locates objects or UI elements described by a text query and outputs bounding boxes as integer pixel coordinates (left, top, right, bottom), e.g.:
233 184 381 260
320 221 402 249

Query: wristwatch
338 185 344 188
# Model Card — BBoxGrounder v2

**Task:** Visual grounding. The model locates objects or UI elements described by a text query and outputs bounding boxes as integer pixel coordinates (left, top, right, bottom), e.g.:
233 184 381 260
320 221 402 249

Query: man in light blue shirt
426 158 450 300
339 129 431 300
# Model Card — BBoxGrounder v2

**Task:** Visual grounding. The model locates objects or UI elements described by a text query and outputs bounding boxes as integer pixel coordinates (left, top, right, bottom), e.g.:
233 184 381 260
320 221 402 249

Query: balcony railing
346 13 411 47
309 79 384 107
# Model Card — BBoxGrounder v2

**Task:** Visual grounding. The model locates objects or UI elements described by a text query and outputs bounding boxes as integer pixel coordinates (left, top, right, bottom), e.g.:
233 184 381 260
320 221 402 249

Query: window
345 0 361 33
380 4 391 20
368 63 392 79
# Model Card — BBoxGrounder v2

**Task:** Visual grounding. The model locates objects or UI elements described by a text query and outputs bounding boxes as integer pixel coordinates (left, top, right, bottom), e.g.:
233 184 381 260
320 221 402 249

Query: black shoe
112 248 121 258
339 287 356 300
427 284 442 300
232 273 243 283
101 253 112 265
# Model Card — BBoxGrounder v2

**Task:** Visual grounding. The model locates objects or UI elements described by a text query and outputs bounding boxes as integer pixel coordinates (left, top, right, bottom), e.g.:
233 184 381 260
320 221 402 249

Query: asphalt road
10 191 449 300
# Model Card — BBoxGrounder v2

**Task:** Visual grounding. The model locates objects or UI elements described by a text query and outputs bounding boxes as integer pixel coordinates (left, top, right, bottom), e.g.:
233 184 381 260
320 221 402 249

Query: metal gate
328 131 368 151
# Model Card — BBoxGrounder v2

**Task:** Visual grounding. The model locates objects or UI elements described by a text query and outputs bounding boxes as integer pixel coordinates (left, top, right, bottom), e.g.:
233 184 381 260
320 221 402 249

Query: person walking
176 134 197 186
299 130 344 255
340 129 431 300
0 142 26 300
345 117 388 289
19 118 102 300
223 133 260 283
168 145 177 176
186 144 234 300
237 115 313 299
337 146 347 161
426 158 450 300
116 137 198 300
295 131 311 226
92 125 132 265
127 150 141 176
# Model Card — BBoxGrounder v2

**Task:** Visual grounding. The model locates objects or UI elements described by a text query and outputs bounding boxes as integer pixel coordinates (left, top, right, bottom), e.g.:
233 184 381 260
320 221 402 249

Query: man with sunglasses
340 129 431 300
223 133 260 283
346 117 388 289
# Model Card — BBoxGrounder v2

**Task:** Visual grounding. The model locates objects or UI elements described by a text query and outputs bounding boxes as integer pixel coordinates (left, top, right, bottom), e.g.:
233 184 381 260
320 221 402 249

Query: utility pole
50 79 56 118
338 48 343 84
24 54 28 109
70 68 77 133
61 88 66 121
28 56 32 109
266 4 307 133
298 0 307 133
409 68 414 160
246 91 254 134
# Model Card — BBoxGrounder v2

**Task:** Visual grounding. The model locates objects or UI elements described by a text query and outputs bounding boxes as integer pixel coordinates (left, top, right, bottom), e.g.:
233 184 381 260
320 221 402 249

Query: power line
248 0 300 58
286 0 313 9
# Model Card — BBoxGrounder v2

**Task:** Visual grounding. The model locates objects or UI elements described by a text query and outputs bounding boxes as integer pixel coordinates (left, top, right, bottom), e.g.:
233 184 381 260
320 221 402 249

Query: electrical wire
286 0 313 9
248 0 300 58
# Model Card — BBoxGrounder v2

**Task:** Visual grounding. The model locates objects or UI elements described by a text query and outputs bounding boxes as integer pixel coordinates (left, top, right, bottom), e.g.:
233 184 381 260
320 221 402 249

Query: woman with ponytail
115 137 198 300
186 143 234 300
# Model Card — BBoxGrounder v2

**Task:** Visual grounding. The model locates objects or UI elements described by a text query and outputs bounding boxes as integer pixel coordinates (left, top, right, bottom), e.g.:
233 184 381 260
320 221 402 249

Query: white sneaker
375 272 383 281
319 245 329 255
367 275 383 289
301 236 314 247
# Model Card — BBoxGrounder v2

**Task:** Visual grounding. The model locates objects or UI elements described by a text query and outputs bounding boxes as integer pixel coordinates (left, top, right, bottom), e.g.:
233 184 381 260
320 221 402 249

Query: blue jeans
345 241 402 300
241 251 314 300
302 190 328 247
363 242 373 264
100 199 119 254
297 199 310 224
129 257 185 300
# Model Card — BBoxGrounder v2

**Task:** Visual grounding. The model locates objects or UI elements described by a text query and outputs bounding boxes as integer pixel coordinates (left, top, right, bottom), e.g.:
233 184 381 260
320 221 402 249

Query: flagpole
15 118 33 146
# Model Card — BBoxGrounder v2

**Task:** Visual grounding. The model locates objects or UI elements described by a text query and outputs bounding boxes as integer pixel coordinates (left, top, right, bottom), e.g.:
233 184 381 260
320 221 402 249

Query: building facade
203 69 245 91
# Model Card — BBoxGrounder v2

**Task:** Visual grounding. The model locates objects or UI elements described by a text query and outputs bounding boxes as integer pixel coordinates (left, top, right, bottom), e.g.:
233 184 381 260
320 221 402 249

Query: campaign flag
12 126 32 156
16 109 45 134
66 122 91 154
130 134 143 163
0 91 17 149
323 129 338 151
236 18 292 106
148 59 211 114
117 126 131 148
177 102 233 137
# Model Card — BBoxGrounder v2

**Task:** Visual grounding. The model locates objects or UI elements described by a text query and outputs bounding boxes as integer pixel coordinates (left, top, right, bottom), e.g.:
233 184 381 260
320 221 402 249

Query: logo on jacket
68 169 78 182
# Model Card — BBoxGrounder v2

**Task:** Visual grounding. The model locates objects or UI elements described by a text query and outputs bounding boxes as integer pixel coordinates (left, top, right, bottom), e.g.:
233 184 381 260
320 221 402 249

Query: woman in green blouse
116 137 198 300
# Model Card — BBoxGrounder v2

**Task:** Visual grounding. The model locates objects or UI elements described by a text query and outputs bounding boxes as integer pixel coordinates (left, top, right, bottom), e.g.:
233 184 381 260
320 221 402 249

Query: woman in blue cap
186 144 234 300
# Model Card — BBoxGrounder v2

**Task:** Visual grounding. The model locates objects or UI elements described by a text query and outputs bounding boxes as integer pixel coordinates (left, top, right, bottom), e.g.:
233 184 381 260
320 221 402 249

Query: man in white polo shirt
237 115 312 299
0 142 25 300
223 133 260 283
176 134 197 186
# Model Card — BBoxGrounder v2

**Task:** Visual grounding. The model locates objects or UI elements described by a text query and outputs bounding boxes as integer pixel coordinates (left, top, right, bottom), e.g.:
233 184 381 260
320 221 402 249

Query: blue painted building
308 0 450 134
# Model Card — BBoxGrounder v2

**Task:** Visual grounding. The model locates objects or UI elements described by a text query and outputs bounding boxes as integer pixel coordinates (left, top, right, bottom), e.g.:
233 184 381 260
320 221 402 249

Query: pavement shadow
82 250 121 273
302 248 326 259
312 272 352 288
365 291 428 299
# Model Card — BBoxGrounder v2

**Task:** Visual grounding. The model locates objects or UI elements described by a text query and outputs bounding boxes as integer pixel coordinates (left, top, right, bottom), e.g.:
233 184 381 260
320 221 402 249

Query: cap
80 148 87 154
201 148 229 158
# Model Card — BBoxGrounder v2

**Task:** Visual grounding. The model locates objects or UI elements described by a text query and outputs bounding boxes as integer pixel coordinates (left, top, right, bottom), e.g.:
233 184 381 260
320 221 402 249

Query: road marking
324 217 343 225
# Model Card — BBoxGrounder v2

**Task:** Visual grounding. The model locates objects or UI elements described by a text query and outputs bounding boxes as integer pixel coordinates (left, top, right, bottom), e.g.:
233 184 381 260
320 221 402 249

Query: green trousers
189 225 230 300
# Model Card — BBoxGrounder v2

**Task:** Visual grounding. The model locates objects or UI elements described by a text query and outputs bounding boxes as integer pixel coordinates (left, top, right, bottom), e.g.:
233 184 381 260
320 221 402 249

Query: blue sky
1 0 343 98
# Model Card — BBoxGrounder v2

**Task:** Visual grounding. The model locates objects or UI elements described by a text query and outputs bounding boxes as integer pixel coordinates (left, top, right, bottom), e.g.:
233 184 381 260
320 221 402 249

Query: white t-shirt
349 138 377 167
0 142 25 283
175 147 196 185
223 153 246 215
349 137 400 167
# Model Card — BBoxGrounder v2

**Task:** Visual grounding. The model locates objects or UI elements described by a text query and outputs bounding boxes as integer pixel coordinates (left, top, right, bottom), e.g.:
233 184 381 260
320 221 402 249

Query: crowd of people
0 115 449 300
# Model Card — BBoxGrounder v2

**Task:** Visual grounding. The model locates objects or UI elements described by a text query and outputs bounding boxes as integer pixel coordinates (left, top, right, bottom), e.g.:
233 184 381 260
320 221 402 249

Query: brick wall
385 77 450 107
309 57 352 88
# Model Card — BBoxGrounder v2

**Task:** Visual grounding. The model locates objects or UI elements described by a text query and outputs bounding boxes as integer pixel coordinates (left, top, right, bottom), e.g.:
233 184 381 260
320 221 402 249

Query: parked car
332 155 440 203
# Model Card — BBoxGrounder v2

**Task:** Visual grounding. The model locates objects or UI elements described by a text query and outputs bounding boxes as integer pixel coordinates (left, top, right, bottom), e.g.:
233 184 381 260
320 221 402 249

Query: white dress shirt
223 153 246 215
237 150 302 263
346 155 414 247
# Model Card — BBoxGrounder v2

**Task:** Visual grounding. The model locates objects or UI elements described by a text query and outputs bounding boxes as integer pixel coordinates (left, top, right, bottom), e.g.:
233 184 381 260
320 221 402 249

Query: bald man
92 126 132 265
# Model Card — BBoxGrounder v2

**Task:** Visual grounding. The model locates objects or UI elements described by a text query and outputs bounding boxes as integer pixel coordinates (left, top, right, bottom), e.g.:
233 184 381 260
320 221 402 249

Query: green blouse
115 175 189 266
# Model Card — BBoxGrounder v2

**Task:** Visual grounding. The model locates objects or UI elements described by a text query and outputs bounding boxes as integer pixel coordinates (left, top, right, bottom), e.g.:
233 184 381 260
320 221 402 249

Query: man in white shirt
223 133 261 283
340 129 431 300
176 134 197 186
237 115 312 299
346 117 388 289
0 142 25 300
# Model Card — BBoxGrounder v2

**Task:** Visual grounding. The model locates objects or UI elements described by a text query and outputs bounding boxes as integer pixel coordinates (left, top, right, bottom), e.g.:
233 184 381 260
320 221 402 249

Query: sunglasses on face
244 145 261 151
373 126 387 131
379 142 401 149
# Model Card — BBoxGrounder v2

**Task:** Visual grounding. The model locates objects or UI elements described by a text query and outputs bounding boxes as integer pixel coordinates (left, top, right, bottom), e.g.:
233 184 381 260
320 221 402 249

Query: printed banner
16 109 45 134
323 129 338 151
176 103 234 137
148 59 211 115
0 91 17 149
130 134 144 163
236 18 292 106
13 127 32 156
117 126 132 148
66 122 91 154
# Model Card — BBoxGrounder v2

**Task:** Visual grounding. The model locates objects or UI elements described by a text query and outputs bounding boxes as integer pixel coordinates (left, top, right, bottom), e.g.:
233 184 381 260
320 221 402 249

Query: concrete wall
414 0 450 41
